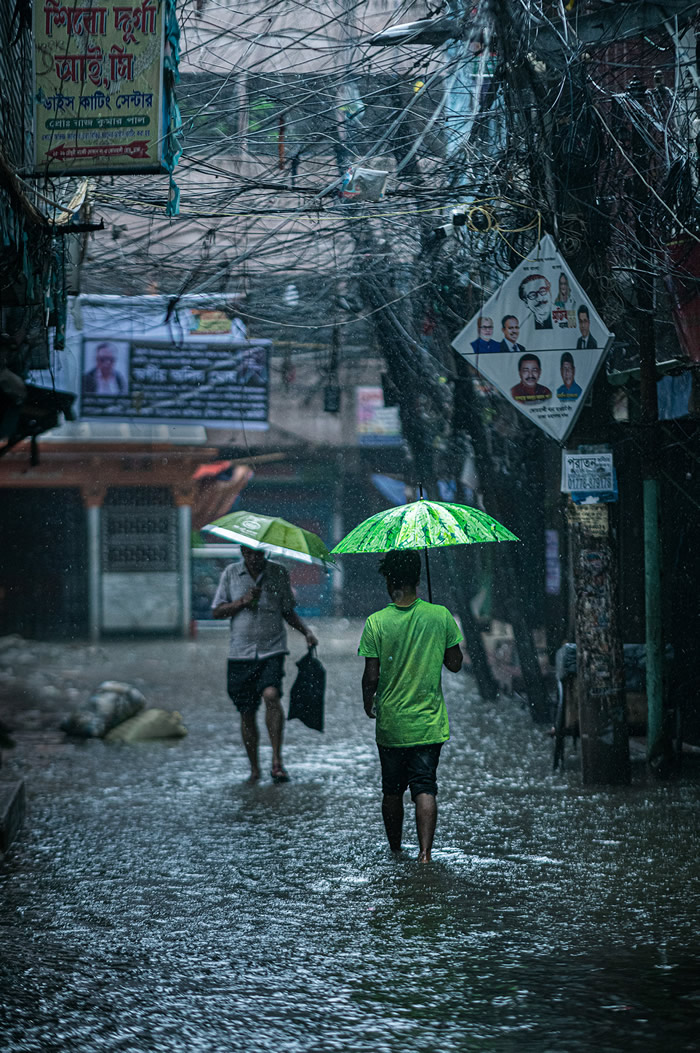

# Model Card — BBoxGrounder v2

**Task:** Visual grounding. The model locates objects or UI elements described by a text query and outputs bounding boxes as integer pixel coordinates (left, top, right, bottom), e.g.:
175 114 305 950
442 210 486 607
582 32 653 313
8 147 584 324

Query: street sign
452 235 613 441
33 0 165 174
561 452 614 493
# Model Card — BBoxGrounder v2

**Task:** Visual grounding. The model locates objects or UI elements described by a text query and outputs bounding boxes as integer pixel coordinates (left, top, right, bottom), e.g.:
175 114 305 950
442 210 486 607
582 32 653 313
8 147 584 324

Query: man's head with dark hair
502 314 519 340
577 305 591 339
378 550 421 592
518 352 541 372
560 352 575 388
518 274 551 325
515 353 543 393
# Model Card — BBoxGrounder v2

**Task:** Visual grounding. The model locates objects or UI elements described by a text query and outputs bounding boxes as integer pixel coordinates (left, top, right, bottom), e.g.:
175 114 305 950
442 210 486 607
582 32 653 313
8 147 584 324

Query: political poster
356 386 402 446
34 0 164 174
80 337 269 426
28 297 268 430
451 235 613 441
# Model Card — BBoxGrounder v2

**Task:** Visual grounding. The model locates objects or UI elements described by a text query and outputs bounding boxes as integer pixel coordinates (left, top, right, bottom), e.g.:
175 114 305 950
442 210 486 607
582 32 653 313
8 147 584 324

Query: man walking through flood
359 551 463 862
212 545 318 783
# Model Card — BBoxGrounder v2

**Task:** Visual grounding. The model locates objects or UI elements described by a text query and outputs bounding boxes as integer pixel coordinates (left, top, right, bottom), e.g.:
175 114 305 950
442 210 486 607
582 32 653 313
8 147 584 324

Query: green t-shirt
358 598 463 748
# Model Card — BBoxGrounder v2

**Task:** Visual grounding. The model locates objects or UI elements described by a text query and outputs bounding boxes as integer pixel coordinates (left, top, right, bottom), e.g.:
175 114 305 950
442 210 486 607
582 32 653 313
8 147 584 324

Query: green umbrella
202 511 334 568
331 497 517 601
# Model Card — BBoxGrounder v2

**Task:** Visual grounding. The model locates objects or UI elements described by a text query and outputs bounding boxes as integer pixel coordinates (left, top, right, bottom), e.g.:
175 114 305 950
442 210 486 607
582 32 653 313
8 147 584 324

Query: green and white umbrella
331 498 517 601
202 511 334 568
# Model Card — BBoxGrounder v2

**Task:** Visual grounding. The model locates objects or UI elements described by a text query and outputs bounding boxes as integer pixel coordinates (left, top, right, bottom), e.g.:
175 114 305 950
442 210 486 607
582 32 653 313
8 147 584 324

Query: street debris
104 708 187 743
61 681 147 738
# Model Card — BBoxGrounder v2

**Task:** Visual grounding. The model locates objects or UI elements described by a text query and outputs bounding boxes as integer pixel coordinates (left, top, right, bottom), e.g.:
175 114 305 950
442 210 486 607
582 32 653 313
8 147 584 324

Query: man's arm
362 657 380 718
212 584 261 619
443 644 463 672
282 608 318 647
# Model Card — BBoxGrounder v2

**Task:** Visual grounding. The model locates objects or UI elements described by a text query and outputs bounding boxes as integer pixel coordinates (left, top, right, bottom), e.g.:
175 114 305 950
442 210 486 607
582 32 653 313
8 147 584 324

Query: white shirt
95 373 121 395
211 559 296 660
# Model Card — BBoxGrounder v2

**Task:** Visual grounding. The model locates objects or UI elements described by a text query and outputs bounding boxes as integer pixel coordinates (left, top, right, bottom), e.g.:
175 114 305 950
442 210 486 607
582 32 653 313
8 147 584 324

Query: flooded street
1 623 699 1052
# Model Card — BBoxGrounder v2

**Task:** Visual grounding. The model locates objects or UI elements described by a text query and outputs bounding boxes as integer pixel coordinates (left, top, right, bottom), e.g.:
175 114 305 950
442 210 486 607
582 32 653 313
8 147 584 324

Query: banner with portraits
451 235 612 441
29 297 269 430
80 336 269 426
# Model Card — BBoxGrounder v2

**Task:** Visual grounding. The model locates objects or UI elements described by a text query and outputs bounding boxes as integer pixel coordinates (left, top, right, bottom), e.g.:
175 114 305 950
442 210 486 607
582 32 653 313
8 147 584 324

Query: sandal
271 764 290 783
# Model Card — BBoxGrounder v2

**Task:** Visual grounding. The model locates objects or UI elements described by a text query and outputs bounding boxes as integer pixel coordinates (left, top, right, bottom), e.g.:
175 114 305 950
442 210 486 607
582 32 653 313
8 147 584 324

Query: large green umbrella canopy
332 499 517 553
331 499 517 600
202 511 334 568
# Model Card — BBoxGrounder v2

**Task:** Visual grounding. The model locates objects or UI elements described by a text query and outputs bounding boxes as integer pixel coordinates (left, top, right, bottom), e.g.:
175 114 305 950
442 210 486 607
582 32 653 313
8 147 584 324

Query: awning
191 462 253 531
0 384 76 459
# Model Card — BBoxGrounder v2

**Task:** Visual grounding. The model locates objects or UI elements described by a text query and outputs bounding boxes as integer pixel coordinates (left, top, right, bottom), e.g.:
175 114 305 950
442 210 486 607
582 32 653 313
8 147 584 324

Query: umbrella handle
418 484 432 602
424 547 433 604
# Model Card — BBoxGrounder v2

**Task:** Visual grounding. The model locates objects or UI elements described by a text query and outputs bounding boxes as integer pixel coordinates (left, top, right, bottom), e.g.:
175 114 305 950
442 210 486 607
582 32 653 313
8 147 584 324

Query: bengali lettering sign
34 0 164 173
80 337 270 427
561 452 614 494
567 501 609 538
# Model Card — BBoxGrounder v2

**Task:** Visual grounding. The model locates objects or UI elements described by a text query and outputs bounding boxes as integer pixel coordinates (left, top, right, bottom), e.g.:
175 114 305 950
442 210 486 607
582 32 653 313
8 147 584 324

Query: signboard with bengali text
452 235 613 441
561 452 614 494
81 337 269 426
33 0 164 174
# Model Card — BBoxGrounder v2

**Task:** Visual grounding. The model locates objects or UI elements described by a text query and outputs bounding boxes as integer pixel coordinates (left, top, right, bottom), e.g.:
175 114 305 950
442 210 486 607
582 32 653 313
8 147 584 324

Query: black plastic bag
287 647 326 732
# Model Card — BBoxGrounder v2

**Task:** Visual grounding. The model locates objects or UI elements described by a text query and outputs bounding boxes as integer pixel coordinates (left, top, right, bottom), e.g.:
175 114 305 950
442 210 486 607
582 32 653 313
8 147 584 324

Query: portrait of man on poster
470 316 502 354
518 274 553 329
576 306 598 349
82 341 129 396
499 315 527 354
510 353 552 402
556 352 582 400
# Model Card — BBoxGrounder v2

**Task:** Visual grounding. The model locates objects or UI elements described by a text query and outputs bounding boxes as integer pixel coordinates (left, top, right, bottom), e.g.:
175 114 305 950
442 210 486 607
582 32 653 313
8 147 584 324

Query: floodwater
1 624 699 1052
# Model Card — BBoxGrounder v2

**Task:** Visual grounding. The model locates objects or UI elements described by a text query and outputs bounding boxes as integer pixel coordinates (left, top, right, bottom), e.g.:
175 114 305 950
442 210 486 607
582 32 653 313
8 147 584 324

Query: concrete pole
177 503 192 638
643 478 664 757
332 451 345 617
86 504 101 642
628 77 666 768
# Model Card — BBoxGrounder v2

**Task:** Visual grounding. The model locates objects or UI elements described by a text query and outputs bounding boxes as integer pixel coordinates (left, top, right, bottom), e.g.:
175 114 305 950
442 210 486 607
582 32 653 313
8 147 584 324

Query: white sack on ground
104 709 188 743
61 681 147 738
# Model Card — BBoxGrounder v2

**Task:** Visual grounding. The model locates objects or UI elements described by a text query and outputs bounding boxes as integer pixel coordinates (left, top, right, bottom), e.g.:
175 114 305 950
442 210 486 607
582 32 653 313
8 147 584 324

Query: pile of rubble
0 635 186 744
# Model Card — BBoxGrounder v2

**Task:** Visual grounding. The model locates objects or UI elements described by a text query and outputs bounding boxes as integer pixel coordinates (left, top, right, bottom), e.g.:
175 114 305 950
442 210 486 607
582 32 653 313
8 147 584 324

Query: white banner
452 235 613 441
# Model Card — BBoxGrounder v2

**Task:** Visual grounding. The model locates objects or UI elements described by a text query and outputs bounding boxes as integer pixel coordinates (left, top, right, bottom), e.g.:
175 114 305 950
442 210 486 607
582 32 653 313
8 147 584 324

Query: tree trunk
452 360 551 723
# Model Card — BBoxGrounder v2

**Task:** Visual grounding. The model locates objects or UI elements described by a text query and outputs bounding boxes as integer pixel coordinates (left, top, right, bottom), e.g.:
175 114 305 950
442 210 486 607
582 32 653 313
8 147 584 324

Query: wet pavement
1 621 699 1052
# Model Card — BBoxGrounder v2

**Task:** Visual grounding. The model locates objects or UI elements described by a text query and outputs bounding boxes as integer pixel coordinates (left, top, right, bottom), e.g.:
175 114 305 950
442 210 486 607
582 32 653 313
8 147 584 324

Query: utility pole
568 481 630 785
628 77 667 772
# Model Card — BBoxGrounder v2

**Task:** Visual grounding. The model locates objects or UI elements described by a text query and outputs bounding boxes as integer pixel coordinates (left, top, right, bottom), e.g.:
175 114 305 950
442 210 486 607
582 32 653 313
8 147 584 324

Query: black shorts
377 742 443 800
227 654 285 714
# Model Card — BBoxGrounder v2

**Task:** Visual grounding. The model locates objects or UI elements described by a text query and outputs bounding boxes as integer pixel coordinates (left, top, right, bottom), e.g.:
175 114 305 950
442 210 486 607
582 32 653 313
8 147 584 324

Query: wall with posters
31 295 269 430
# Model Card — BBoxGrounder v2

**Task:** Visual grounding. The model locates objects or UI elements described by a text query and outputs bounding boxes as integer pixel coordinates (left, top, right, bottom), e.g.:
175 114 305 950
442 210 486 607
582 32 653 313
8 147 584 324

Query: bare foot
245 770 260 784
417 851 431 863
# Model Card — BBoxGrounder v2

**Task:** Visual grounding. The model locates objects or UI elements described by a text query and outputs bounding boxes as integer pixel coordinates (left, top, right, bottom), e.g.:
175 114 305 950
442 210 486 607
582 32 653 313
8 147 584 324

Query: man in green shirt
359 550 463 862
